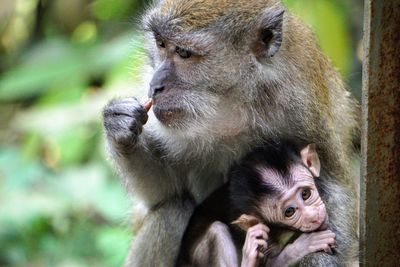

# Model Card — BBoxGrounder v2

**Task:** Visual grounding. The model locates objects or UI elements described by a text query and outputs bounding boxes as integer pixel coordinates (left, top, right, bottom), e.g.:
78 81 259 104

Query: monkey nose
149 84 165 97
305 208 319 223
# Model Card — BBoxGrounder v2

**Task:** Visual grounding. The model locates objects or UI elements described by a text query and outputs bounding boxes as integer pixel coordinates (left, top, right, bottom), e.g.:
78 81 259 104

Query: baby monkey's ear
231 214 261 231
300 144 321 178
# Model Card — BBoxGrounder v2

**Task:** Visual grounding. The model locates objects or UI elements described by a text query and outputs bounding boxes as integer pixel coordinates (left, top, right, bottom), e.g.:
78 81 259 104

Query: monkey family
103 0 358 266
177 141 336 267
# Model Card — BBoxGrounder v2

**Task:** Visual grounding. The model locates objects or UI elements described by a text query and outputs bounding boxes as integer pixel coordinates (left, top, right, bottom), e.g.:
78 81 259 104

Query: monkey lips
151 90 197 127
152 101 187 127
154 107 184 124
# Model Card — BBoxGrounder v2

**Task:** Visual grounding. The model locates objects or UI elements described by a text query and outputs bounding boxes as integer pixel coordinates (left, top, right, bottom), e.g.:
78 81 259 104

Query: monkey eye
176 47 192 59
156 39 166 48
284 207 296 218
301 188 312 200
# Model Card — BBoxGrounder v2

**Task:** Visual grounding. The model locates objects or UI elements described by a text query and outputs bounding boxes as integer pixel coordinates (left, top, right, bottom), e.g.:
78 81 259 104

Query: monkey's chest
186 170 226 204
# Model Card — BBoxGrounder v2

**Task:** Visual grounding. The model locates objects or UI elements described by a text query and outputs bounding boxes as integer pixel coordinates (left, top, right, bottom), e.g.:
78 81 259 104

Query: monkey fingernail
143 98 153 112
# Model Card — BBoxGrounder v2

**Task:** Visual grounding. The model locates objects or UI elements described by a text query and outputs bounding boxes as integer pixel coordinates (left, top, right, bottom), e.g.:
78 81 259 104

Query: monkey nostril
155 86 164 93
151 85 165 96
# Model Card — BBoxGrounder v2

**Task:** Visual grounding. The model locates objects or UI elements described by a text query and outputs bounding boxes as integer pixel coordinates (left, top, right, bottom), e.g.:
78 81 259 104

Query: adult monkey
102 0 358 266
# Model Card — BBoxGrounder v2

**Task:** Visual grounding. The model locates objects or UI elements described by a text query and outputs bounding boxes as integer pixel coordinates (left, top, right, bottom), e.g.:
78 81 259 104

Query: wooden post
361 1 400 266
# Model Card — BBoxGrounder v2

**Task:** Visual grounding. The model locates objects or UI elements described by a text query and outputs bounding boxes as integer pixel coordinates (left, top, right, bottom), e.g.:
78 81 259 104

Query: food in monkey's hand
143 98 153 112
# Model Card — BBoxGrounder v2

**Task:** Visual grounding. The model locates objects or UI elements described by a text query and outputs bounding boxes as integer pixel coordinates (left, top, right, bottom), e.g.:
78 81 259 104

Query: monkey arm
103 97 182 206
267 230 336 267
177 221 239 267
125 197 195 267
108 131 183 205
104 98 208 267
112 139 198 267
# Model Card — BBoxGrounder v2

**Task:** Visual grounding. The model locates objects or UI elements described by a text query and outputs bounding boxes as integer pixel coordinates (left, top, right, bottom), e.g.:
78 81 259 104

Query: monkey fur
102 0 359 266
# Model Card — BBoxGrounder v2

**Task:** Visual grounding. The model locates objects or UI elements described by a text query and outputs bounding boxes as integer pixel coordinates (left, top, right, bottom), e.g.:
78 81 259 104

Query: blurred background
0 0 363 266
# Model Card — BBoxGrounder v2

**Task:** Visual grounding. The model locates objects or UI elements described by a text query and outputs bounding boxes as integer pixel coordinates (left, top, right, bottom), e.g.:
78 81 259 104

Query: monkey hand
103 97 153 153
276 230 336 267
241 223 270 267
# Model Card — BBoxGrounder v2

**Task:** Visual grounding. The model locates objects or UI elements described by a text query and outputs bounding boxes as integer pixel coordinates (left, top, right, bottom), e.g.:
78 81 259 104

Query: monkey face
142 1 286 136
279 184 328 232
146 35 247 135
255 162 327 232
267 177 328 232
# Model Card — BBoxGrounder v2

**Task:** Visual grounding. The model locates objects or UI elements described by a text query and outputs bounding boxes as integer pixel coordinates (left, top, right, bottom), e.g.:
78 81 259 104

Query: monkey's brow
258 165 295 187
143 20 213 54
154 33 212 55
260 177 287 197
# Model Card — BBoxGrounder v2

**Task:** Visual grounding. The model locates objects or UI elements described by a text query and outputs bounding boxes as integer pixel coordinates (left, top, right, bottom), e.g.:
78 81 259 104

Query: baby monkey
177 141 336 267
230 142 336 267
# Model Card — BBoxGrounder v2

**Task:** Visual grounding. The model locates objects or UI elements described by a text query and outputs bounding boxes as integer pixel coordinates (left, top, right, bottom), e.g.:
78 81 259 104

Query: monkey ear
252 7 285 60
300 144 321 177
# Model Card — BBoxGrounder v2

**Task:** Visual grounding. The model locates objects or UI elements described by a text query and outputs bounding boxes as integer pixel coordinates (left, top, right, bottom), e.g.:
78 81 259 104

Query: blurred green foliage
0 0 362 266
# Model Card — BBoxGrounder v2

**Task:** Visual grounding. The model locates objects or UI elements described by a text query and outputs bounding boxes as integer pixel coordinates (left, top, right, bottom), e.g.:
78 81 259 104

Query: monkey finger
252 239 268 253
245 240 267 261
248 223 270 234
309 231 336 241
257 244 269 256
308 243 332 253
309 236 336 245
257 251 265 259
314 230 335 236
248 229 268 240
310 239 336 250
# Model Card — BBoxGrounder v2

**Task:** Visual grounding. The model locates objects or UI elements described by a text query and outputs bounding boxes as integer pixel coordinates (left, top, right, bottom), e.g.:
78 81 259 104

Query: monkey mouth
316 217 329 231
153 105 186 126
301 217 328 232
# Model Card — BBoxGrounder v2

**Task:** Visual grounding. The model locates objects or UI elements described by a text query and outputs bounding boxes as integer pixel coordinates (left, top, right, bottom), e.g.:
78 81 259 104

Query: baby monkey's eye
284 207 296 218
176 47 192 59
301 188 311 200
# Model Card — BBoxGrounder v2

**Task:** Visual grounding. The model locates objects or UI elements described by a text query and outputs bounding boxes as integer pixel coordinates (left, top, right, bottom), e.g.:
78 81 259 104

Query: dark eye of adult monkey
102 0 359 266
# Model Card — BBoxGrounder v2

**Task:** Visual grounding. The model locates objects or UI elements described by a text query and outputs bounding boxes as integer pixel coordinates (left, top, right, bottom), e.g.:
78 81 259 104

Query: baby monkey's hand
241 223 270 267
278 229 336 267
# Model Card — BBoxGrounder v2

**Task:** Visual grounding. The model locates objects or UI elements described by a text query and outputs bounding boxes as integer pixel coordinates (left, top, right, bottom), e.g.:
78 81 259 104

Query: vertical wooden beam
361 0 400 266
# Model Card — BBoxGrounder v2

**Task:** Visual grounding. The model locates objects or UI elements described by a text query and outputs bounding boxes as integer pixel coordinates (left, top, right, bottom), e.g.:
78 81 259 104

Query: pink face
258 164 328 232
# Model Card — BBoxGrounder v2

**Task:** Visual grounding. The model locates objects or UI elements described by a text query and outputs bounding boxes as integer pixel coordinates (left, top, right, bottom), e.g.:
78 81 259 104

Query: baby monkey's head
230 141 328 232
